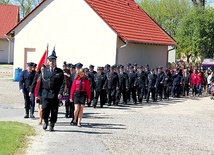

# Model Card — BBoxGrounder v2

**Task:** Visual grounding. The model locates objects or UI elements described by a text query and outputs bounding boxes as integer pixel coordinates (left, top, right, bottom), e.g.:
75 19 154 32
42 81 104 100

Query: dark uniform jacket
128 72 137 89
86 73 95 92
94 73 106 92
118 72 129 91
172 73 182 85
136 71 147 88
19 70 36 91
39 67 64 99
148 73 157 89
163 73 172 87
156 71 165 86
104 72 119 89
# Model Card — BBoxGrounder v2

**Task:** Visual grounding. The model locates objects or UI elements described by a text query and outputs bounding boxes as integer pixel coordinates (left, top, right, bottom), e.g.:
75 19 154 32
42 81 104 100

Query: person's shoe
107 103 111 106
43 122 48 130
65 113 69 118
146 100 149 103
30 114 35 118
93 104 96 108
49 123 54 132
24 114 29 118
77 123 82 127
70 121 77 126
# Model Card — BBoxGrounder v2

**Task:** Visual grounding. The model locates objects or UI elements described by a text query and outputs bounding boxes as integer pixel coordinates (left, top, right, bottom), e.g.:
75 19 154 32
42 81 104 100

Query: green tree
0 0 42 19
137 0 192 36
176 7 214 62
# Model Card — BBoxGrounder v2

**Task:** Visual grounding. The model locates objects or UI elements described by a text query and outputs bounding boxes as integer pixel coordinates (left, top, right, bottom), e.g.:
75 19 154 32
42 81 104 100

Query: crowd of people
19 52 214 131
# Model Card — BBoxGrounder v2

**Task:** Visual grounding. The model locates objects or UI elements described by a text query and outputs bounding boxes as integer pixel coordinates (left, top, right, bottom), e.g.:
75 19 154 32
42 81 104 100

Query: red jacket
196 72 204 86
70 76 91 100
190 73 198 85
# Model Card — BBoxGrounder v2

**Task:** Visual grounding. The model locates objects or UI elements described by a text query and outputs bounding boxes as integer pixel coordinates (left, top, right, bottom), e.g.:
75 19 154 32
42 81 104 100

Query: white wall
0 39 11 63
13 0 117 71
117 38 168 69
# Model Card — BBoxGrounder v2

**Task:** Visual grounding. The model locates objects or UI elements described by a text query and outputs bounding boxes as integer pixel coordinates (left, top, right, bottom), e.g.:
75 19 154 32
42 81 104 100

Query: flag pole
46 43 49 66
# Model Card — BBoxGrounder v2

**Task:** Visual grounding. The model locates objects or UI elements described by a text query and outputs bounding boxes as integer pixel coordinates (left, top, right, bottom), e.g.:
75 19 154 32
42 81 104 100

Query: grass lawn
0 121 36 155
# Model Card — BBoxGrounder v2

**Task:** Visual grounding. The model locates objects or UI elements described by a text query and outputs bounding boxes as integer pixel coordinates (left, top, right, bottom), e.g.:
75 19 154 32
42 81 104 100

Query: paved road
1 79 214 155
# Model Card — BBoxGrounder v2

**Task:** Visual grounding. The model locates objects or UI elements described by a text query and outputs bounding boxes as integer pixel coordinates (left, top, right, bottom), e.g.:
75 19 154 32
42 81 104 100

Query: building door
24 48 36 70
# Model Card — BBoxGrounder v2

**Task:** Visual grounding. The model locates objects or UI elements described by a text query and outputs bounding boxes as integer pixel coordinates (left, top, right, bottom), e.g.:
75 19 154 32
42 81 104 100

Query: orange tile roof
85 0 176 46
0 4 19 39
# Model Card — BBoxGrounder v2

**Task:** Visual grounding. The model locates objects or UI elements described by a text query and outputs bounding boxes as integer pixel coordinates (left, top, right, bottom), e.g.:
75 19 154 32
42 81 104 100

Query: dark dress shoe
70 121 77 126
30 114 35 118
49 123 54 131
43 123 48 130
77 123 82 127
24 114 29 118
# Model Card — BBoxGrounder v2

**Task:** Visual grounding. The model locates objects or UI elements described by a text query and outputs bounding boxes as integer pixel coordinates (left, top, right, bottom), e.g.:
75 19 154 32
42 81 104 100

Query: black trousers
107 88 116 104
163 85 170 99
93 90 106 107
172 84 180 97
116 89 127 104
23 89 35 114
137 86 145 102
42 97 59 124
147 88 156 101
183 84 189 96
156 84 163 100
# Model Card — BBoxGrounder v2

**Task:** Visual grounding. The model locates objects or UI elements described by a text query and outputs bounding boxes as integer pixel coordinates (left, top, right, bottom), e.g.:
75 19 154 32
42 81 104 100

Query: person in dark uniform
103 64 110 74
163 69 172 99
19 62 36 118
172 68 182 98
104 66 119 106
133 63 138 72
116 65 129 105
38 54 64 131
146 68 157 103
84 68 95 107
88 65 97 106
127 65 137 104
144 64 150 99
136 66 147 103
182 68 190 96
69 64 76 121
125 63 131 73
93 67 107 108
156 66 165 101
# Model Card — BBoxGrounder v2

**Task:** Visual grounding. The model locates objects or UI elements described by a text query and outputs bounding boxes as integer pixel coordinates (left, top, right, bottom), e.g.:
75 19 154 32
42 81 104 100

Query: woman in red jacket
70 70 91 127
197 71 204 96
190 69 198 96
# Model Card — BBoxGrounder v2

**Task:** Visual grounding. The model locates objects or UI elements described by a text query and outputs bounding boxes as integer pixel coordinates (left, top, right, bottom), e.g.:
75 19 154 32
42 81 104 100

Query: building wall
0 39 13 63
168 46 176 63
117 38 168 69
13 0 117 70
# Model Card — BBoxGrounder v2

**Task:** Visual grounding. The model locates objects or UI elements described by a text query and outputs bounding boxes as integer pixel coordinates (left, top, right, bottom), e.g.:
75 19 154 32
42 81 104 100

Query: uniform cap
33 63 37 67
70 64 76 69
133 63 137 66
145 64 149 67
158 66 163 69
105 64 110 68
127 63 131 66
120 65 124 69
110 66 115 70
97 66 103 70
89 64 94 68
84 68 89 72
76 62 83 68
151 68 155 71
129 65 134 69
137 66 143 69
27 62 34 66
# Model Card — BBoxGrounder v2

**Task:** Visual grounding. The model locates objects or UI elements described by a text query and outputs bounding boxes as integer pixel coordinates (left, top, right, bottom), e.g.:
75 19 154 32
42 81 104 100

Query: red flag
36 50 48 72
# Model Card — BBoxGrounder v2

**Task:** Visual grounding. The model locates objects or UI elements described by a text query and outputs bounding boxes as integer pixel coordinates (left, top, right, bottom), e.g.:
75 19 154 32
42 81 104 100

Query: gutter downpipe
4 34 13 64
116 40 129 64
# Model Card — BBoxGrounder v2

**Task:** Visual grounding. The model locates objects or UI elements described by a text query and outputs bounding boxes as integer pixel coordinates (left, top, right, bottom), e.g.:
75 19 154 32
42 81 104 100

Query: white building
0 4 19 64
7 0 176 70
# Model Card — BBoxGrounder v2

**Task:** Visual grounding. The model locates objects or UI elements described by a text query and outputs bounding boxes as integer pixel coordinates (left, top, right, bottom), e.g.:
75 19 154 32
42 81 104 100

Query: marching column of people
22 60 212 131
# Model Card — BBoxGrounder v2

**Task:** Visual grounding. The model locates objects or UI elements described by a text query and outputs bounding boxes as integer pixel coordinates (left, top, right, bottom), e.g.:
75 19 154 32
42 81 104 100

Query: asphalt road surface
1 79 214 155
